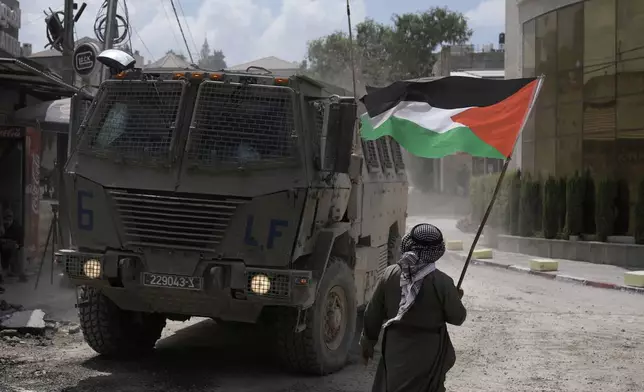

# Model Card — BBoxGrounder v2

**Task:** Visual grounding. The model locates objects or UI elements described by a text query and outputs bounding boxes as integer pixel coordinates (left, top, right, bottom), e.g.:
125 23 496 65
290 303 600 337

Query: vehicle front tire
78 286 166 358
276 256 357 375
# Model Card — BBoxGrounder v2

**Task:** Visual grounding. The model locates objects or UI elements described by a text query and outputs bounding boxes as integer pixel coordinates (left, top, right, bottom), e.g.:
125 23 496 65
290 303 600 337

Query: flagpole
456 75 545 290
346 0 358 101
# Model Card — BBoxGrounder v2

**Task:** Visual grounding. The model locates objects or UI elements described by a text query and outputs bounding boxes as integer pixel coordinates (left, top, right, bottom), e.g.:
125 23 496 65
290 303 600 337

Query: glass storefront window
584 0 616 69
558 69 583 103
557 3 584 72
557 101 582 137
538 72 557 107
584 0 617 101
536 12 557 75
522 140 535 173
535 106 556 139
617 59 644 96
523 110 535 142
616 0 644 64
557 136 582 177
617 94 644 136
523 20 536 77
536 138 556 176
617 1 644 96
582 139 615 178
583 102 616 140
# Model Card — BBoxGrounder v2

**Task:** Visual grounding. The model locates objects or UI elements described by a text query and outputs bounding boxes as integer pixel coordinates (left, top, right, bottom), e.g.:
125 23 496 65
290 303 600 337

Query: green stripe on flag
360 115 505 159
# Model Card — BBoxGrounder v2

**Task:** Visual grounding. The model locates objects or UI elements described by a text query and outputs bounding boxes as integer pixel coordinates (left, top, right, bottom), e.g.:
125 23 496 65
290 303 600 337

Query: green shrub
542 176 559 239
614 179 630 235
564 172 584 237
534 177 543 234
595 178 617 242
557 177 567 234
635 180 644 244
505 170 522 234
469 176 483 222
484 173 501 228
518 173 541 237
583 170 595 234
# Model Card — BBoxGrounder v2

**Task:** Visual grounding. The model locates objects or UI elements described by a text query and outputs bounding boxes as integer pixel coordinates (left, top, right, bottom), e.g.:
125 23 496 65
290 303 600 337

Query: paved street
1 217 643 392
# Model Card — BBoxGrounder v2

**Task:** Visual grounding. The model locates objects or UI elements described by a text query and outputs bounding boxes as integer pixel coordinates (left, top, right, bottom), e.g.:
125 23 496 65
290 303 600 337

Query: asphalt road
1 217 643 392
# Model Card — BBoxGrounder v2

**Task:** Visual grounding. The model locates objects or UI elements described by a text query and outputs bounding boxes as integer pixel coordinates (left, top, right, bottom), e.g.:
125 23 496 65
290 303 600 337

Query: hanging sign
73 42 100 76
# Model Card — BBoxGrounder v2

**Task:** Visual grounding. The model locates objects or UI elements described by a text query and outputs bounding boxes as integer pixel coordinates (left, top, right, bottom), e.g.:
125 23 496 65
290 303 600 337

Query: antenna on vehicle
346 0 358 101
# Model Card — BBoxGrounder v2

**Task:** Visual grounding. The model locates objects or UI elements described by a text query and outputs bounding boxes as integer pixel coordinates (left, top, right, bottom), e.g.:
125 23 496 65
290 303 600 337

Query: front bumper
56 249 313 323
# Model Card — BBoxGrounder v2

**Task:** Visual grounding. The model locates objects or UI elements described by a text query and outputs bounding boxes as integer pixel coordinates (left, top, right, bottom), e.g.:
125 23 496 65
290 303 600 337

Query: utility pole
102 0 119 81
62 0 75 86
58 0 77 249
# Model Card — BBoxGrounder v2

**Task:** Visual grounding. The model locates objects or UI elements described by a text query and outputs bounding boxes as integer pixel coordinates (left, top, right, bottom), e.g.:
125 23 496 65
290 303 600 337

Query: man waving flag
359 76 541 159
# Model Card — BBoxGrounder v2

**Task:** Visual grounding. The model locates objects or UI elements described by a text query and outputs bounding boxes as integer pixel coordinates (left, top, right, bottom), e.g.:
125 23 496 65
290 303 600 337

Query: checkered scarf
383 223 445 329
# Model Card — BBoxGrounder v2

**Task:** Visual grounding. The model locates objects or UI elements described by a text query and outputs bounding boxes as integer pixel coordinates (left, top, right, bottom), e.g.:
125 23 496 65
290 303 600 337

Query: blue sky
21 0 504 66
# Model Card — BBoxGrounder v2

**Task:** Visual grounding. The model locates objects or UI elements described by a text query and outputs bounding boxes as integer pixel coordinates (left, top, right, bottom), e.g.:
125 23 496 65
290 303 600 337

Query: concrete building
0 0 21 58
505 0 644 201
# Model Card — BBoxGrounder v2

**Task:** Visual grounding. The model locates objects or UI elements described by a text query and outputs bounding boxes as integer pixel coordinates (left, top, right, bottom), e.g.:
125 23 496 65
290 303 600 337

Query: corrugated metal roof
29 48 62 58
144 52 194 71
228 56 299 71
0 57 89 99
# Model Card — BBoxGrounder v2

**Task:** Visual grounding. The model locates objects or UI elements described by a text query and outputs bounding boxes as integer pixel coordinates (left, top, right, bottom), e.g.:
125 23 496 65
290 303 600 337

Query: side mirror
321 98 357 173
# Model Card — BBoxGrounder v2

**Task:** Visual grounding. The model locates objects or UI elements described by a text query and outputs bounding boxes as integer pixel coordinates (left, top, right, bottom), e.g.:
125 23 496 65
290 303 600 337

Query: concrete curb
449 252 644 295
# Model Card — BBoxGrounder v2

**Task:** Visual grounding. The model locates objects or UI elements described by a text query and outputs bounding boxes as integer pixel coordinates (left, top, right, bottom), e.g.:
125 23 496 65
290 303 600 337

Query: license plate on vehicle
142 273 203 290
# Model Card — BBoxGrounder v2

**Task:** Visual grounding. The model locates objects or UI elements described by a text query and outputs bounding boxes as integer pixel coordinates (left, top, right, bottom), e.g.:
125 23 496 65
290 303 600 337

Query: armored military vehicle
57 50 407 375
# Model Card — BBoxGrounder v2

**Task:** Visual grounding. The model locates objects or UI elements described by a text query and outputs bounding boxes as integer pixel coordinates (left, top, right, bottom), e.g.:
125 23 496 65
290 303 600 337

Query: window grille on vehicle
362 140 381 171
308 100 325 167
388 137 406 171
377 138 394 169
79 80 186 162
187 81 297 169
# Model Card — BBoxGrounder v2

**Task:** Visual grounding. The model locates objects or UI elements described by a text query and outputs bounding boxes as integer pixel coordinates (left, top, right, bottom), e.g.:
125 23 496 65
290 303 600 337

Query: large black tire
78 286 166 358
276 257 357 375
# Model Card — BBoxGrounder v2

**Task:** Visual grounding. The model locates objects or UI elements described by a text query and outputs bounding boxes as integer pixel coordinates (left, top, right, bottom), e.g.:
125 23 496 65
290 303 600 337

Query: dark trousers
1 245 23 276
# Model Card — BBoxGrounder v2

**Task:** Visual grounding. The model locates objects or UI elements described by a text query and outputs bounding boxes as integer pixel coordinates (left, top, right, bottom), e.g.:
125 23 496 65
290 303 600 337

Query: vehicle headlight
83 259 102 279
250 274 271 295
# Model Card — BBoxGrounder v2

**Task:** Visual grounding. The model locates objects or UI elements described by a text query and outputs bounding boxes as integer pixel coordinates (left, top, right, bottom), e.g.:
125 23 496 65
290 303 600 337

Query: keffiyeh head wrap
383 223 446 329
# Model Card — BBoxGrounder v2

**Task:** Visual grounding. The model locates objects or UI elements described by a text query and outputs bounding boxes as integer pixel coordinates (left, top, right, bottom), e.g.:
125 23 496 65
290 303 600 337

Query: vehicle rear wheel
78 286 166 358
276 256 357 375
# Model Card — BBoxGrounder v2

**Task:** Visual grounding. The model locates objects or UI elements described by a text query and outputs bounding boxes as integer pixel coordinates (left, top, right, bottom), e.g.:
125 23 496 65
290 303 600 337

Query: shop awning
13 98 70 133
0 57 95 133
12 97 93 134
0 57 89 99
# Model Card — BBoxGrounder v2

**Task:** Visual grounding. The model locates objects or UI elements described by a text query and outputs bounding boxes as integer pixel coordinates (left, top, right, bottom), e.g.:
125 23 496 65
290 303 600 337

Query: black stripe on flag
360 76 537 118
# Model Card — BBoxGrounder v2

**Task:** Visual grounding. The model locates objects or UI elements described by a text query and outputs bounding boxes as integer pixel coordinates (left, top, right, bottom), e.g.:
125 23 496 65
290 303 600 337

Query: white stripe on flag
368 101 473 134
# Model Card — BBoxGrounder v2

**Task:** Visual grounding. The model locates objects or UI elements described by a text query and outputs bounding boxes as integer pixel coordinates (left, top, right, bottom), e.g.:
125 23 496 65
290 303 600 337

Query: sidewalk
1 254 78 322
413 216 644 295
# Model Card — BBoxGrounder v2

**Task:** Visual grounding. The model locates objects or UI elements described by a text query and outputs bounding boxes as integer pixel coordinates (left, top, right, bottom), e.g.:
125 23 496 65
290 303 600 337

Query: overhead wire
169 0 195 64
120 0 134 53
161 1 183 55
175 0 200 61
129 23 155 62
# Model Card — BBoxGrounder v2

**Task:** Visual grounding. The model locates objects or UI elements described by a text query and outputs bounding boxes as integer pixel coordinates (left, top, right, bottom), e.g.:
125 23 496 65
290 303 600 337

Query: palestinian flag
360 76 541 159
